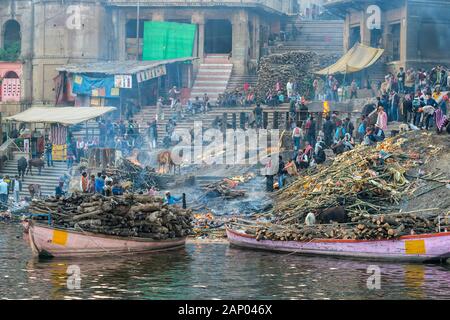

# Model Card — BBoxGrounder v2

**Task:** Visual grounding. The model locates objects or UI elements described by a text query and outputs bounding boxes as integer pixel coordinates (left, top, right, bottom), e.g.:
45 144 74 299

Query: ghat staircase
271 20 344 55
133 104 293 145
0 160 69 198
189 54 233 103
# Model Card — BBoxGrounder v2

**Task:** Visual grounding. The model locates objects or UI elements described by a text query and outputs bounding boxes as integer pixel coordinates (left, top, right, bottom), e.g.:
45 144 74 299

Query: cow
17 157 28 180
28 184 42 199
316 206 349 224
157 150 181 174
27 158 45 176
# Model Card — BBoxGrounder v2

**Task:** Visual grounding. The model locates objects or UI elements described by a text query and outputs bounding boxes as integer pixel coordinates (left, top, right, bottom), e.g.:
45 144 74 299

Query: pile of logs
253 213 439 241
105 159 157 192
29 193 192 239
255 51 320 100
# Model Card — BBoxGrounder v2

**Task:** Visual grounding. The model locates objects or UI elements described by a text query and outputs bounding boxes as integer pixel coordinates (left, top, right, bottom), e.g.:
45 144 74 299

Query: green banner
143 21 196 61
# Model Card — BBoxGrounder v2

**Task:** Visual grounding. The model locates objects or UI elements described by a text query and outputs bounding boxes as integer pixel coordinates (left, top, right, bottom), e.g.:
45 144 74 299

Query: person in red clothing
243 82 250 93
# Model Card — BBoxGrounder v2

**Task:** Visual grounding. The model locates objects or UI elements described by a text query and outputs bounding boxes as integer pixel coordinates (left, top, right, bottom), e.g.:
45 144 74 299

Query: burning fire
127 149 143 167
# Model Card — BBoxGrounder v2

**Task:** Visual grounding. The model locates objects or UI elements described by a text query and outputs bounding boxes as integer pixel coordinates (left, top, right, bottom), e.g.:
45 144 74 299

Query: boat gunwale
30 221 186 243
226 227 450 243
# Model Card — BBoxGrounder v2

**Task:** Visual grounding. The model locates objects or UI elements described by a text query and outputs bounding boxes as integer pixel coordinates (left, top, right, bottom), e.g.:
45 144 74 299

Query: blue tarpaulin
71 74 120 98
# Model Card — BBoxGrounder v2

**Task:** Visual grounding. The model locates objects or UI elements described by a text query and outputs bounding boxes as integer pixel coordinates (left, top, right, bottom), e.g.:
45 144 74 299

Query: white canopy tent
4 107 116 126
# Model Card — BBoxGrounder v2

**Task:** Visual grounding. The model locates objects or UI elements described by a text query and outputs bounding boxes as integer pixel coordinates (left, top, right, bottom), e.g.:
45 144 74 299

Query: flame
127 149 142 167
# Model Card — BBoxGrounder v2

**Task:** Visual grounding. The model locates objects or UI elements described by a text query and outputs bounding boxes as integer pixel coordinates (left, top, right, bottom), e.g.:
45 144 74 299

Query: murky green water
1 222 450 300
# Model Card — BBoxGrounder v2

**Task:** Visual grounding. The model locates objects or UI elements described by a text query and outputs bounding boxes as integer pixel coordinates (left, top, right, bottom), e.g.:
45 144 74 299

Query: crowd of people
76 171 123 197
217 85 256 108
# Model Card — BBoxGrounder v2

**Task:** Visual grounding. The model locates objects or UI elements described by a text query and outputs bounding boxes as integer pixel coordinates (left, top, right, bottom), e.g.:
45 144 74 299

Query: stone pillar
232 10 250 75
117 9 127 61
273 111 279 129
343 14 350 52
191 13 205 61
254 15 261 61
405 5 420 68
17 4 34 102
263 112 268 129
400 9 408 66
360 10 370 46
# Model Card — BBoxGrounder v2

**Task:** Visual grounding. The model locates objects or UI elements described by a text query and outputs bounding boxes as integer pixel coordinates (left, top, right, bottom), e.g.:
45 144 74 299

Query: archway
204 20 232 54
3 20 21 52
4 71 19 79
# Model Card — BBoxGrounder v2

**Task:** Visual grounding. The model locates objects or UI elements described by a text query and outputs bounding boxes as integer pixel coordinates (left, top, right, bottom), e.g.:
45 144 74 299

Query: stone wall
0 0 285 108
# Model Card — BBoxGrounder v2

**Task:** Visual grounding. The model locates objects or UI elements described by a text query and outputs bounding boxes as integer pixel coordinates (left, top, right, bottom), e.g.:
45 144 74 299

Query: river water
2 222 450 300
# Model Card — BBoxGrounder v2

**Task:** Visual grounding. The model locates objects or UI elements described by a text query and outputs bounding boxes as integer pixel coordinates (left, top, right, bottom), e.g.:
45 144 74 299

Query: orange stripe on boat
52 230 68 246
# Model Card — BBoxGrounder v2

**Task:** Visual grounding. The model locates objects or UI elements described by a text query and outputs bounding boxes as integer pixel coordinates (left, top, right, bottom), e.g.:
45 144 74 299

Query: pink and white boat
26 221 186 258
226 228 450 262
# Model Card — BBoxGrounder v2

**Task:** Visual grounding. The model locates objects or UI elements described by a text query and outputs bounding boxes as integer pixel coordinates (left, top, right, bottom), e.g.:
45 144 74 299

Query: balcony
106 0 285 13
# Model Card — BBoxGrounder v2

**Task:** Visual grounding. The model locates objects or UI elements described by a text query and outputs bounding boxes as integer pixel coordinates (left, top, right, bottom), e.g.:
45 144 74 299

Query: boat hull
28 223 186 258
226 228 450 262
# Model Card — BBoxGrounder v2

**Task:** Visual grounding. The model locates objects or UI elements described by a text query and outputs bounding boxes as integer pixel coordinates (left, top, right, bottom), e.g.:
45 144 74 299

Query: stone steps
133 104 293 144
226 74 258 92
190 56 233 102
0 162 69 197
274 19 344 55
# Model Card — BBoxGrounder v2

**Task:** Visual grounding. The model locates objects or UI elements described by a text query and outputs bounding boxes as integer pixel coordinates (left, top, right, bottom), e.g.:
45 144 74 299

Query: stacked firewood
253 213 439 241
105 159 157 191
256 51 319 100
29 193 192 239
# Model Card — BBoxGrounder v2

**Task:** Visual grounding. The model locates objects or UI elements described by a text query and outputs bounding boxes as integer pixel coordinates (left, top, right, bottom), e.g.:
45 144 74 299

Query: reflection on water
2 223 450 299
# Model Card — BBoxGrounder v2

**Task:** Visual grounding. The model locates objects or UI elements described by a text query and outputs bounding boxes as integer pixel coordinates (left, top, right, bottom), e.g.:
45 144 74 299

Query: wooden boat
26 221 186 258
226 228 450 262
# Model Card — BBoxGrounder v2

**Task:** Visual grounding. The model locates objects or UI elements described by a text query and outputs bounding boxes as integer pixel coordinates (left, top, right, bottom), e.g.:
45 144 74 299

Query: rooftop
56 57 196 75
106 0 287 14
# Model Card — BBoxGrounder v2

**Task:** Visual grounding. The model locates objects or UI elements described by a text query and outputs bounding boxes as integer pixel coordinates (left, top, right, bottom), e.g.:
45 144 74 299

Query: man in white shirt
0 177 8 204
286 80 293 99
12 176 21 203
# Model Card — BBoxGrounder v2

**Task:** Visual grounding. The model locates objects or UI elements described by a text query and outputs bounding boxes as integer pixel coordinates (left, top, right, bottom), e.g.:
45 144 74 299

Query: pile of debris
192 212 227 239
256 51 319 100
203 174 255 199
29 193 192 239
241 132 446 241
105 159 157 192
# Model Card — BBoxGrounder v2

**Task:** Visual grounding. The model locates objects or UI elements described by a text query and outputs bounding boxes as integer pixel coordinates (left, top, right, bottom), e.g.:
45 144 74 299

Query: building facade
0 0 296 108
325 0 450 73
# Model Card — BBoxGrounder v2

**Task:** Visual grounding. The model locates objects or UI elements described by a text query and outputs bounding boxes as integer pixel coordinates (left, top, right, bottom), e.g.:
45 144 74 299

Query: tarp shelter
316 43 384 75
4 107 116 126
143 21 197 61
56 57 196 82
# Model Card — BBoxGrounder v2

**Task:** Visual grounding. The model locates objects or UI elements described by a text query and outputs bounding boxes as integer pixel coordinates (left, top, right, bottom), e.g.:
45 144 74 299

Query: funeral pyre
237 132 448 241
29 193 192 239
202 173 255 199
105 159 157 192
